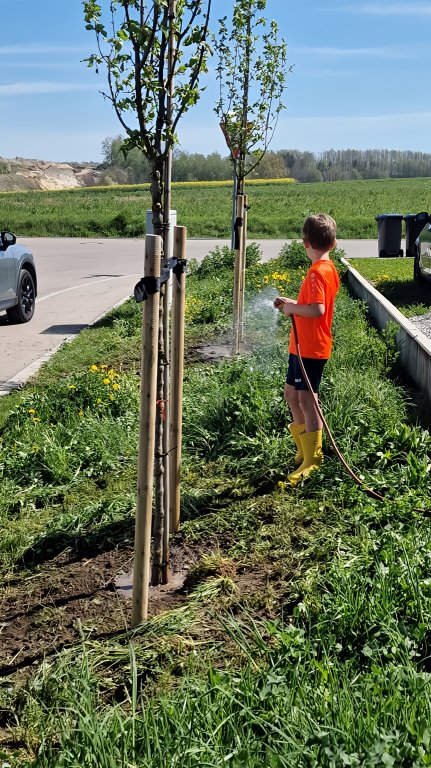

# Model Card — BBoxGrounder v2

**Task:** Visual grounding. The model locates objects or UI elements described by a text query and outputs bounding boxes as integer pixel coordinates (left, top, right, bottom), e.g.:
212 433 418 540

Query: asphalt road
0 236 386 392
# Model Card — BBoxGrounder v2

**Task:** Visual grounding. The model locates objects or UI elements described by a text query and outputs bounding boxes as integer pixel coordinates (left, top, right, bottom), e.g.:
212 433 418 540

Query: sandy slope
0 156 103 191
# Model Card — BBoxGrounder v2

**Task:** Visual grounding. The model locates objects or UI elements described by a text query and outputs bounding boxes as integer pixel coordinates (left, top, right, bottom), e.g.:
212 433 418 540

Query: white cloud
349 3 431 14
0 82 99 96
294 46 413 59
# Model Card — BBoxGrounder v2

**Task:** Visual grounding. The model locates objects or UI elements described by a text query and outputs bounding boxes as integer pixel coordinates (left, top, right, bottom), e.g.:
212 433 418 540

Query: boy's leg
283 383 304 424
298 390 323 433
284 383 306 464
287 357 326 485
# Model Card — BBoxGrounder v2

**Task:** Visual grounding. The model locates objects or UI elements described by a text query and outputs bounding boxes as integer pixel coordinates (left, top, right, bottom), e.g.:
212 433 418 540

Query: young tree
213 0 289 351
83 0 212 593
214 0 289 196
84 0 212 234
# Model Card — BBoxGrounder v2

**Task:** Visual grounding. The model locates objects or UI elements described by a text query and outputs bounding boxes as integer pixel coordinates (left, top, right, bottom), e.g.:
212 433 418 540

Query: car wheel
6 269 36 323
414 252 425 283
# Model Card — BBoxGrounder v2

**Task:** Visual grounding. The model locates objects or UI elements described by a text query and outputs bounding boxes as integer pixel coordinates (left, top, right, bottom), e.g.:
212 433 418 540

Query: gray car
0 231 37 323
414 222 431 284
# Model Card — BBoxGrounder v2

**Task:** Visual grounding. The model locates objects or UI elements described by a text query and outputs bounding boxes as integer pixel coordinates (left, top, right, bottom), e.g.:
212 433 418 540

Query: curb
341 256 431 407
0 294 133 397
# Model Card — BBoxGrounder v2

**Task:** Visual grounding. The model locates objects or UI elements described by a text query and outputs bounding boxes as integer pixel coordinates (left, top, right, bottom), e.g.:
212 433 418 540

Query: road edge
0 294 133 397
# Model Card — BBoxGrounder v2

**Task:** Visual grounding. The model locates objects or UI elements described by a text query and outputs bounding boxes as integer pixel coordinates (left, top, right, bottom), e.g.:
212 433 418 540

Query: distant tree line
99 136 431 185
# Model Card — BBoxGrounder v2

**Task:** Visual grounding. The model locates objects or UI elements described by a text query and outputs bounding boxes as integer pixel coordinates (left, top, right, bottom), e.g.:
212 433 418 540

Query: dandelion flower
277 480 285 489
68 384 76 390
28 408 36 415
103 378 111 385
90 364 98 371
112 383 120 391
78 410 84 417
33 417 40 423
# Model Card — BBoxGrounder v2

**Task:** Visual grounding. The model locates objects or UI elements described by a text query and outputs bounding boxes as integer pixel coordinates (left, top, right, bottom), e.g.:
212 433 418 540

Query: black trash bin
375 213 403 257
403 212 430 257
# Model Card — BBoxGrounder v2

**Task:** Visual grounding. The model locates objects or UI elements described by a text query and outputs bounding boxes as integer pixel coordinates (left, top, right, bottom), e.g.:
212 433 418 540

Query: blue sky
0 0 430 162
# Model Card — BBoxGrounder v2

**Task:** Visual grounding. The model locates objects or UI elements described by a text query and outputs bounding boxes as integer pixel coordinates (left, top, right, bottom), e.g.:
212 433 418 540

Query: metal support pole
231 174 238 252
233 194 245 355
160 0 176 585
169 225 187 534
132 234 162 627
239 193 248 342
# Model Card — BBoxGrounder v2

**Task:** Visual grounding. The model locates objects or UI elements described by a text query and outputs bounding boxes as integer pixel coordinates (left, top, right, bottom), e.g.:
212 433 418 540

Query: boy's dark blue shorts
285 353 327 393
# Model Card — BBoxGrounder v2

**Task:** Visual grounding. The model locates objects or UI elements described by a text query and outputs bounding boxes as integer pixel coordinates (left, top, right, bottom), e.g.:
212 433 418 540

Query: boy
274 213 340 485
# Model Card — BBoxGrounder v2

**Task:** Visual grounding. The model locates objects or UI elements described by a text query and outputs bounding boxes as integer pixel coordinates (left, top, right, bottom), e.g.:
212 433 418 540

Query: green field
1 176 431 239
348 256 431 317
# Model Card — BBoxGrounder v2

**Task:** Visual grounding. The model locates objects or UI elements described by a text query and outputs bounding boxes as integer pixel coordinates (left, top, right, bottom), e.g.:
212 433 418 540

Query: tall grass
2 242 431 766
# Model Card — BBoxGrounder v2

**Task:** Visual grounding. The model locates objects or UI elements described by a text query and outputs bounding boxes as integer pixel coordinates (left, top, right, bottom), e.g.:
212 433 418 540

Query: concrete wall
341 257 431 406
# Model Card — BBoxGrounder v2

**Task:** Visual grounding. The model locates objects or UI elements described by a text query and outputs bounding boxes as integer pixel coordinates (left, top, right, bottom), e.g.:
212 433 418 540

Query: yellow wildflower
68 384 76 390
103 378 111 385
28 408 36 414
78 410 84 417
112 383 120 391
33 417 40 423
90 364 98 371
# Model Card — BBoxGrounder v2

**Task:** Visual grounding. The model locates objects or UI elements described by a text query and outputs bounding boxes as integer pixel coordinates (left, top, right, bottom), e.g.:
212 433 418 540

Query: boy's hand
274 297 297 316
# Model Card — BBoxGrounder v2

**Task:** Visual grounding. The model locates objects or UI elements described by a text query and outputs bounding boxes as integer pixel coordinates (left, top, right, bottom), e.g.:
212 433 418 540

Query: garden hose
290 316 430 514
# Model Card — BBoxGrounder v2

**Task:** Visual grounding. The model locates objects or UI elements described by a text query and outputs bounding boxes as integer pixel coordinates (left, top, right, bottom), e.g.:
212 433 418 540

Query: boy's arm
274 297 324 318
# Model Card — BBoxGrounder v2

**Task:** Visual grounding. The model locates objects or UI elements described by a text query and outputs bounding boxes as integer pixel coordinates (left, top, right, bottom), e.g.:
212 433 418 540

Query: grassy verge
1 244 431 766
1 176 431 239
348 257 431 317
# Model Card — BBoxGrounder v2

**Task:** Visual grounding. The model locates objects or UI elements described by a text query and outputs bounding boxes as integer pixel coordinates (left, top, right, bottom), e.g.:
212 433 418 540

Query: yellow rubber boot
288 423 306 465
288 430 323 486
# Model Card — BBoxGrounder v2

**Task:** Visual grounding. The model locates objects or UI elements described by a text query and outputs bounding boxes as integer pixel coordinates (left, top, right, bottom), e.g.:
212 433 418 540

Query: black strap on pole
134 257 187 302
173 258 187 283
134 276 161 304
233 216 243 250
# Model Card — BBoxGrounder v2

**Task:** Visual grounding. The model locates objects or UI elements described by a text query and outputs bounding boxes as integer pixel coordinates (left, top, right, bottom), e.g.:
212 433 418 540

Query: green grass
1 244 431 765
348 257 431 317
1 176 431 239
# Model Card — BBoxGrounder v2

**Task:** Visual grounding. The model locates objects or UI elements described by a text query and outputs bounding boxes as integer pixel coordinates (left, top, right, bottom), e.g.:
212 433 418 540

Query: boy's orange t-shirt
288 259 340 359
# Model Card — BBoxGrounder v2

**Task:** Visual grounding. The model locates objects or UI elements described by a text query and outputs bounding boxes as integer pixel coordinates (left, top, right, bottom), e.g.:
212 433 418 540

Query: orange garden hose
290 316 430 514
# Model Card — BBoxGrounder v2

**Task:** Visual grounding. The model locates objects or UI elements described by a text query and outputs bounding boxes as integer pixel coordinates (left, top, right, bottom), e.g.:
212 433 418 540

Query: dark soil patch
0 529 274 683
0 544 200 678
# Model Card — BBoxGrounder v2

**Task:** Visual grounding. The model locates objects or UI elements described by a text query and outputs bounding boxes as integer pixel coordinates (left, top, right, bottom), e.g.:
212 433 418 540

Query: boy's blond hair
302 213 337 251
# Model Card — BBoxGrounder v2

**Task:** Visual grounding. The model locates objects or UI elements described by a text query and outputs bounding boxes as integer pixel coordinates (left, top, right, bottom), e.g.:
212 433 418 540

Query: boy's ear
303 238 310 248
